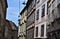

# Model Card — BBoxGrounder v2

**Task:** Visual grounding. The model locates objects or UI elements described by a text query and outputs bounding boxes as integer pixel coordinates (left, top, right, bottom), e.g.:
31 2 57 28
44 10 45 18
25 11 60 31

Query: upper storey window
41 4 45 17
36 9 39 20
52 0 55 10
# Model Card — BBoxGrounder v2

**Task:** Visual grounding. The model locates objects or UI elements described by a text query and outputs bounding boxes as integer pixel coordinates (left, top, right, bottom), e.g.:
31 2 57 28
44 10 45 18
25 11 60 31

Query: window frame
36 26 38 37
36 9 39 20
41 4 45 17
41 24 44 37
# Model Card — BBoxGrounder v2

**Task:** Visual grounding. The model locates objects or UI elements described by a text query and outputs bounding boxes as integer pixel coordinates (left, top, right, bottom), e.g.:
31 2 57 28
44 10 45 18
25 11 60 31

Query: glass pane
36 27 38 37
41 25 44 37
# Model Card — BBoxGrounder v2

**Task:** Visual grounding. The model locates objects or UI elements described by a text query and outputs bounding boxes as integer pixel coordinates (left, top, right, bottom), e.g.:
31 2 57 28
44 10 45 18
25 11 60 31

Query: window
36 9 39 20
48 8 50 17
52 9 55 16
47 24 50 29
58 4 60 16
37 0 40 4
36 27 38 37
47 0 51 15
52 0 55 10
41 5 45 17
41 25 44 37
27 28 34 39
51 22 55 28
32 0 35 8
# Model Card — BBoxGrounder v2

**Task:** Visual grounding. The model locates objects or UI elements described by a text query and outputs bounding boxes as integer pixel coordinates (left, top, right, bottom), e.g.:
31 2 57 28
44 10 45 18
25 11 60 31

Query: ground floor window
41 25 44 37
36 27 38 37
35 23 47 38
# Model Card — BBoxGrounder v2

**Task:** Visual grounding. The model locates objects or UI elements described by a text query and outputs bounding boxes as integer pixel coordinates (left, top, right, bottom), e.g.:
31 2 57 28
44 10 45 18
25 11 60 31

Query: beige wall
19 9 27 39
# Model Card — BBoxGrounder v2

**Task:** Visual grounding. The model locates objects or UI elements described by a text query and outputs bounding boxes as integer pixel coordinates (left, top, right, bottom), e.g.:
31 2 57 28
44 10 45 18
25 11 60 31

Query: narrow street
0 0 60 39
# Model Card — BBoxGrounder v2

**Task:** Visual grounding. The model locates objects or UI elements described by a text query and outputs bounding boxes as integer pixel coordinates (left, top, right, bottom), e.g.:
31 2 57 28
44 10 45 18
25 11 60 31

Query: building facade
34 0 60 39
26 0 36 39
19 6 27 39
34 0 48 39
19 0 60 39
10 21 18 39
0 0 8 39
18 25 20 39
5 20 18 39
47 0 60 39
5 20 12 39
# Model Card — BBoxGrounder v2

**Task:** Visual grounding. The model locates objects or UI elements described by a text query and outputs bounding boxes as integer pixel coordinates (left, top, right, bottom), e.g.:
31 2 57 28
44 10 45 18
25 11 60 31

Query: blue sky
6 0 27 26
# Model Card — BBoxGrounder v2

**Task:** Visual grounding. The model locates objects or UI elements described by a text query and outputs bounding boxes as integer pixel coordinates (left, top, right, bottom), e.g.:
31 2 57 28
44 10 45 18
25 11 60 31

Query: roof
20 0 33 15
6 19 18 30
26 0 33 7
20 6 27 15
5 20 12 29
9 21 18 30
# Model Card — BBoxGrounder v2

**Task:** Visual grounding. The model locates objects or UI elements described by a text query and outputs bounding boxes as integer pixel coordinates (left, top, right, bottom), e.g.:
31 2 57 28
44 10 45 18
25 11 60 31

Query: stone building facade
19 6 27 39
5 20 18 39
9 21 18 39
34 0 48 39
0 0 8 39
26 0 36 39
47 0 60 39
19 0 60 39
5 20 12 39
